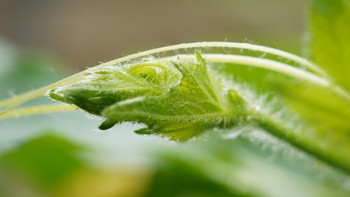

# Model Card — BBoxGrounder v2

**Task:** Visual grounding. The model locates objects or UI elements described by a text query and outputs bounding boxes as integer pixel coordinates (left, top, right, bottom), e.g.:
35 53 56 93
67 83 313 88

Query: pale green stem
0 91 35 109
0 42 338 117
87 41 328 77
159 54 330 87
0 104 76 120
0 72 86 116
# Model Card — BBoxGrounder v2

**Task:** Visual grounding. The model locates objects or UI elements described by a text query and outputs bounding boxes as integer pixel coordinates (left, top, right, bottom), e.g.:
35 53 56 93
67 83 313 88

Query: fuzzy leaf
50 62 182 115
50 52 247 141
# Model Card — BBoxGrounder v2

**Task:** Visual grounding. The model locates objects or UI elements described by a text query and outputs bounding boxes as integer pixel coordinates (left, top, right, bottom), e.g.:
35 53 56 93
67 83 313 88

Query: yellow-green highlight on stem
0 72 85 117
0 104 77 120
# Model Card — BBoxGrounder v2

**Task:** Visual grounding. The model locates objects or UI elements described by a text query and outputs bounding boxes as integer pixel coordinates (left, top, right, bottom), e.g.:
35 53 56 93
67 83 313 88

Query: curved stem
162 54 330 87
89 42 328 77
159 54 350 103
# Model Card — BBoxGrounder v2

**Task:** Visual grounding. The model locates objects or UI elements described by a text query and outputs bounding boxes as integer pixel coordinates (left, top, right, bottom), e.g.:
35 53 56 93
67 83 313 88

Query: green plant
1 0 350 196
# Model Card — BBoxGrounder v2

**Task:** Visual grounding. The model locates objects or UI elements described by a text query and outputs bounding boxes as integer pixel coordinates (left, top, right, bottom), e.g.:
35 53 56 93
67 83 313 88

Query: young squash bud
50 52 247 140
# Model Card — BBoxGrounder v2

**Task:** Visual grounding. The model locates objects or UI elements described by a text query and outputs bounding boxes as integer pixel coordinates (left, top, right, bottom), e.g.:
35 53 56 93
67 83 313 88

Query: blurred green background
1 1 349 197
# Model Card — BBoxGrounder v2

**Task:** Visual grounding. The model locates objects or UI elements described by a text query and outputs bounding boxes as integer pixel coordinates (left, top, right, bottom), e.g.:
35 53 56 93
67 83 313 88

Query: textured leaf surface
50 53 247 141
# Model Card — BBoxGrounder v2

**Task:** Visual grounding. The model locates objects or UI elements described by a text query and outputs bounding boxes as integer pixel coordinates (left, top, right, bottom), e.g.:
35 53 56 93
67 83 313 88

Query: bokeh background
3 1 347 197
0 0 305 69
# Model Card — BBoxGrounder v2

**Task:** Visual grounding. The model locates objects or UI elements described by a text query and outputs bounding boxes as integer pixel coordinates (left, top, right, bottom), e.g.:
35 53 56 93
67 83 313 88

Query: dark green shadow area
0 131 85 190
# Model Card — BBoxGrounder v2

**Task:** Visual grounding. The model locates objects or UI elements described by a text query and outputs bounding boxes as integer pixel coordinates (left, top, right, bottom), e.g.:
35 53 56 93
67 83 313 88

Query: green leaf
0 133 85 189
145 132 350 197
309 0 350 90
50 52 248 141
50 61 181 115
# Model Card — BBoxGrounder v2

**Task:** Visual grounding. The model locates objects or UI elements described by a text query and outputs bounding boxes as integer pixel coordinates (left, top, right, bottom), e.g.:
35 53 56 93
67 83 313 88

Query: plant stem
255 113 350 175
159 54 350 104
0 104 76 120
92 42 328 77
163 54 330 86
0 72 85 116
